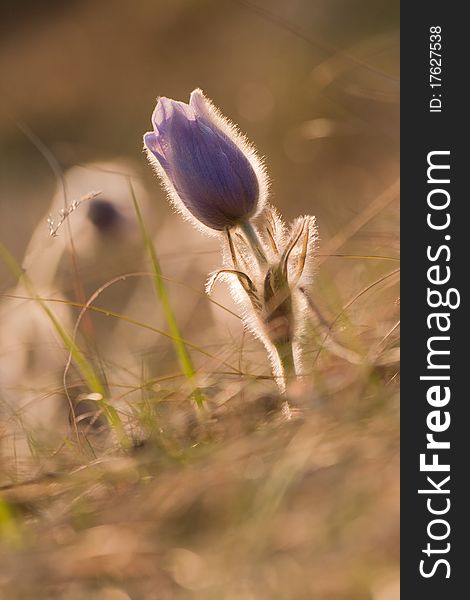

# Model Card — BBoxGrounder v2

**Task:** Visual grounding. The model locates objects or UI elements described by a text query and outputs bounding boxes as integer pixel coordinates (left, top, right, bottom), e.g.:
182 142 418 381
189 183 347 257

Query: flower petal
144 91 266 231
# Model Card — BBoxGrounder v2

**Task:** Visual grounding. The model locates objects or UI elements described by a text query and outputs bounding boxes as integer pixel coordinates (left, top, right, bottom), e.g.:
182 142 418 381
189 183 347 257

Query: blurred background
0 1 399 598
0 0 399 278
0 0 400 384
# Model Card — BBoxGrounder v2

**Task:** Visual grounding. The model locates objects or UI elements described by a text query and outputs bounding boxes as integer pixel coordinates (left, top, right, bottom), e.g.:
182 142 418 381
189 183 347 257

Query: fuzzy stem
274 340 295 419
274 339 296 389
239 221 268 265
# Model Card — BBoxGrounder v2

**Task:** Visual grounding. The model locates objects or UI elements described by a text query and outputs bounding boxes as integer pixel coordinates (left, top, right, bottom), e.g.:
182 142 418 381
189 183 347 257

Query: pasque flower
143 89 319 399
143 89 268 232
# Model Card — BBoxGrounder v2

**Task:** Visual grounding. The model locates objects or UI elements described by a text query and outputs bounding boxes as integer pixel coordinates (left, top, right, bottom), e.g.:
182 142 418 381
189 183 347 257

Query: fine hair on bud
144 89 269 235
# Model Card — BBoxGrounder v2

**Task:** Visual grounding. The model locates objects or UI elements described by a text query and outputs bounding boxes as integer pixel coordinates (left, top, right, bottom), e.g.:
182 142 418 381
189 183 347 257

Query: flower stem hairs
144 89 318 395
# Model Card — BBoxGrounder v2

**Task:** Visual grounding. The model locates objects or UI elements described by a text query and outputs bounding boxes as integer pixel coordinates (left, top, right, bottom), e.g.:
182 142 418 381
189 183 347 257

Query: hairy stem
273 339 295 419
274 339 296 389
239 221 268 265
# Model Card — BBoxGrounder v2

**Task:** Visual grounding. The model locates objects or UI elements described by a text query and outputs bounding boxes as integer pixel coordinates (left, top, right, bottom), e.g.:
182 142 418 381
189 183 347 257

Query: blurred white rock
0 160 152 457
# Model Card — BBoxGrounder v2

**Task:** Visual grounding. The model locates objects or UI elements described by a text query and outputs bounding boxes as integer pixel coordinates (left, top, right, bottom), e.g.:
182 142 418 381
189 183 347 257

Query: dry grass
0 188 399 597
1 371 399 599
0 1 399 597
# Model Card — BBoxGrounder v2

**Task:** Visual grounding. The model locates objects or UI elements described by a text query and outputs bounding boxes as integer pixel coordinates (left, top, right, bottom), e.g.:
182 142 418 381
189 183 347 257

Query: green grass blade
128 179 205 407
0 241 125 438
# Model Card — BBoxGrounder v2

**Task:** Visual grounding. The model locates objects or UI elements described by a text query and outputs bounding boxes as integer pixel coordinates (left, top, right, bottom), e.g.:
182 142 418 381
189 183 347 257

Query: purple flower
143 89 268 232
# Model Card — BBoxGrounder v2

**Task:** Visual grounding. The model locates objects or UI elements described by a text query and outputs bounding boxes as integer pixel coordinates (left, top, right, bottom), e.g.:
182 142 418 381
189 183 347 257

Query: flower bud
144 89 268 232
